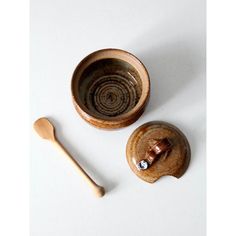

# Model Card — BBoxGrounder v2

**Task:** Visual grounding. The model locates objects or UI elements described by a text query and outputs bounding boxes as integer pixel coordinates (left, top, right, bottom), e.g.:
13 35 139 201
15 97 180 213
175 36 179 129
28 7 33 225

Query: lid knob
136 138 172 170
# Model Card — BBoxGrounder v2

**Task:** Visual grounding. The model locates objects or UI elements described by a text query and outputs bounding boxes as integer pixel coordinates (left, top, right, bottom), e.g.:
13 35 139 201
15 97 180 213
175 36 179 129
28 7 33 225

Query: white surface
30 0 206 235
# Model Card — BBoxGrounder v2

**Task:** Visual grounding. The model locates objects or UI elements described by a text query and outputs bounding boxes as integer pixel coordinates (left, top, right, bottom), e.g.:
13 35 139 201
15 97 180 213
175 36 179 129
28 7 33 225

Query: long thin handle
52 138 105 197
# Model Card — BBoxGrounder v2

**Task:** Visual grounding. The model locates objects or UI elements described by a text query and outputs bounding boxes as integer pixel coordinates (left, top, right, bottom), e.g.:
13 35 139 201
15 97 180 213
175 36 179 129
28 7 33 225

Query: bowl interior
77 58 143 119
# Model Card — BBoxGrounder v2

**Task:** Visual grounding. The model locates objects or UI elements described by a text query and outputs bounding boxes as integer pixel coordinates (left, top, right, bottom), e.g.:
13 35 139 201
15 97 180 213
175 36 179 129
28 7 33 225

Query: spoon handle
53 138 105 198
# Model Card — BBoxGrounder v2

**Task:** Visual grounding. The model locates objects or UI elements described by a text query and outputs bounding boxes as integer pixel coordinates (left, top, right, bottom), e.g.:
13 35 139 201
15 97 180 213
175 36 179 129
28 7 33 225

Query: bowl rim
71 48 150 125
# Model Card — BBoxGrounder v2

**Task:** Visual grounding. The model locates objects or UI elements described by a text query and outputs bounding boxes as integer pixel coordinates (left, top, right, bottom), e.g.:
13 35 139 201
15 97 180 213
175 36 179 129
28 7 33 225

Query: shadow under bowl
71 49 150 129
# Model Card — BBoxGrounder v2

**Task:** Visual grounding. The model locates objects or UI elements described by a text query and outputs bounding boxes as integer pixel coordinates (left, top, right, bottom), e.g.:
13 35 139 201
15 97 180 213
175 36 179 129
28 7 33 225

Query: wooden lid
126 121 191 183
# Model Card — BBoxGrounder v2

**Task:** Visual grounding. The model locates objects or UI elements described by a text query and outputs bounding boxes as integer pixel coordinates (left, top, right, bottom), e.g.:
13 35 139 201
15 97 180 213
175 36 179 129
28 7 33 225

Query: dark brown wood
126 121 191 183
145 138 172 166
71 48 150 129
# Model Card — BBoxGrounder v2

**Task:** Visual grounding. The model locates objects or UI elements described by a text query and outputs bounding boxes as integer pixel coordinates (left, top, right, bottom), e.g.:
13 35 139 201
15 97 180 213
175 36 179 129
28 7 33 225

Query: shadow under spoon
33 117 105 198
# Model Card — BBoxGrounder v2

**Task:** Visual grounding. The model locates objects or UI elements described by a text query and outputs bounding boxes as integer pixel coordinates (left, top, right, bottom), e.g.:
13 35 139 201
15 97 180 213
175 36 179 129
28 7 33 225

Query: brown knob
136 138 172 170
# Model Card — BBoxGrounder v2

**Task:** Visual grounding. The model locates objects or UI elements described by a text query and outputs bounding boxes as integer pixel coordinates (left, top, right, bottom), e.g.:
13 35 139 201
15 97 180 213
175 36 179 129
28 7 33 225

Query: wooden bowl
71 49 150 129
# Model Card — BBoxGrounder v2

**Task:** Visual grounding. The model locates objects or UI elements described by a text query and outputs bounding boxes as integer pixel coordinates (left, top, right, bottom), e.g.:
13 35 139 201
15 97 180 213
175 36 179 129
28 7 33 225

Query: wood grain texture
126 121 191 183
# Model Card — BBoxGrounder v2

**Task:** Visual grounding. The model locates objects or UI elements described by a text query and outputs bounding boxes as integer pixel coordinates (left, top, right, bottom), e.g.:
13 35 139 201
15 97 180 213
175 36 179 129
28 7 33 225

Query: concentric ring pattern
79 59 142 118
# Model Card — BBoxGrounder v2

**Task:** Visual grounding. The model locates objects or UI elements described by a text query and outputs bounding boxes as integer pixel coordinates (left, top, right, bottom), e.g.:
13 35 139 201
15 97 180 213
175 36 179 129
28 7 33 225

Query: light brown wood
126 121 191 183
34 117 105 198
71 48 150 129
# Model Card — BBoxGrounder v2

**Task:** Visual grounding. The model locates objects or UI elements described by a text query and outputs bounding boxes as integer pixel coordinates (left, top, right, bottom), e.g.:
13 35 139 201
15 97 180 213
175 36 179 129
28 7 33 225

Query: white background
30 1 206 236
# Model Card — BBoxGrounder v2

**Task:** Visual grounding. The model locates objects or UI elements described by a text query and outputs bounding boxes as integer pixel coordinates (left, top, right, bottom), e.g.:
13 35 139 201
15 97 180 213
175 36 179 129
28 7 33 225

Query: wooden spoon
33 117 105 198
